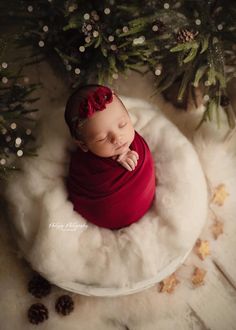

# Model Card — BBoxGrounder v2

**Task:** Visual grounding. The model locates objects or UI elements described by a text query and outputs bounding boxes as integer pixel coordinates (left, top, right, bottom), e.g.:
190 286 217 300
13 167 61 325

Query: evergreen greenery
0 0 236 178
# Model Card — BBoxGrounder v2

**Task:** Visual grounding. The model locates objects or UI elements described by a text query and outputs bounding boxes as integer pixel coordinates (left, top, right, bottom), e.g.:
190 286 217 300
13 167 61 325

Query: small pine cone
28 303 49 325
55 295 74 316
220 95 230 107
28 273 51 298
177 28 199 43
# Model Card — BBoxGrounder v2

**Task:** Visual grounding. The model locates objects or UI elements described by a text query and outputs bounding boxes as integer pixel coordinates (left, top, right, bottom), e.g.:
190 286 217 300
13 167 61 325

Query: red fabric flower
79 86 113 119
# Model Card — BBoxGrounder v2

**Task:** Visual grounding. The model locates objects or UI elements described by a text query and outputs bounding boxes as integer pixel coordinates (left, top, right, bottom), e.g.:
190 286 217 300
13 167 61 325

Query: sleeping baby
64 84 156 230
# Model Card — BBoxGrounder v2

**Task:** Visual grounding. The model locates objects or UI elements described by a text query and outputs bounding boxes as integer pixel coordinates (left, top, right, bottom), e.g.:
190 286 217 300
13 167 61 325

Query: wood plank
186 260 236 330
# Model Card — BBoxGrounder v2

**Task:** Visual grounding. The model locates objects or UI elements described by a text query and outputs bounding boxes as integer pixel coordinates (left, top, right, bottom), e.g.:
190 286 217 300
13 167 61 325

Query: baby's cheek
93 143 114 157
129 127 135 141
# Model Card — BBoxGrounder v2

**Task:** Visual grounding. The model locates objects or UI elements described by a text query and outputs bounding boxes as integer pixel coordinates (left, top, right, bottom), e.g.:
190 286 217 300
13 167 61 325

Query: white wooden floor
0 61 236 330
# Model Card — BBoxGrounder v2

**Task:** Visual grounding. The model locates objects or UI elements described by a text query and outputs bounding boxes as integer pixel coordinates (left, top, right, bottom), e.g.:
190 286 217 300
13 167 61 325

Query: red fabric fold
66 130 156 230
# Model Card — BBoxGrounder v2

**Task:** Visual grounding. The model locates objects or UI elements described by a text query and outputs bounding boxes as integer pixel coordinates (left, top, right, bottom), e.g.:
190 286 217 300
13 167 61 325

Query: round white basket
5 96 208 297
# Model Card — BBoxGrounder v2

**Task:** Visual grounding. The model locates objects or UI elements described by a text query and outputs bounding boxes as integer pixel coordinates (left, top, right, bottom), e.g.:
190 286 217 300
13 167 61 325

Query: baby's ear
74 139 89 152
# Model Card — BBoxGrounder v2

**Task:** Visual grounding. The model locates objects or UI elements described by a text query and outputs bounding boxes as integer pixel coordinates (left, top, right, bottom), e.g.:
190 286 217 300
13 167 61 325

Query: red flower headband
77 86 113 119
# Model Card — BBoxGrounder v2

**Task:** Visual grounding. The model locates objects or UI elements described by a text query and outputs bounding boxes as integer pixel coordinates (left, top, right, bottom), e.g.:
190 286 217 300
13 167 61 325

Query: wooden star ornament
211 220 224 240
159 273 180 294
191 267 207 287
211 184 229 206
195 239 211 260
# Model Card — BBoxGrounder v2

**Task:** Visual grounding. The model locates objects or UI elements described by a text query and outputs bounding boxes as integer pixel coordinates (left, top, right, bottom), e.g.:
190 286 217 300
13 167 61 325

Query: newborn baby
64 84 156 230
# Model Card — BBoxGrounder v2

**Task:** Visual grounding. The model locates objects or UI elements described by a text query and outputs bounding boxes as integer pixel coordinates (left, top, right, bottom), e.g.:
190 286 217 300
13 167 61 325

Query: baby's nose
110 133 122 144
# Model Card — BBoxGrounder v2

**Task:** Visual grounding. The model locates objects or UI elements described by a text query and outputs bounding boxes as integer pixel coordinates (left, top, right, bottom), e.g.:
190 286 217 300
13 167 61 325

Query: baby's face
77 95 135 158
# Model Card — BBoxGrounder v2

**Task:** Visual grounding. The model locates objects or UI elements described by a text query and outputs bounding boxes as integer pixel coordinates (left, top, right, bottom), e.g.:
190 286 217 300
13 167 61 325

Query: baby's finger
117 153 126 162
126 158 136 170
121 161 133 171
127 155 137 167
130 154 138 166
131 151 139 160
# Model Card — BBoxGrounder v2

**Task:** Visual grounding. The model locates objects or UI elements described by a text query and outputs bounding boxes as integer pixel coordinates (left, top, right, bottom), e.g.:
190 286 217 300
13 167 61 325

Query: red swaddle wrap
66 130 156 230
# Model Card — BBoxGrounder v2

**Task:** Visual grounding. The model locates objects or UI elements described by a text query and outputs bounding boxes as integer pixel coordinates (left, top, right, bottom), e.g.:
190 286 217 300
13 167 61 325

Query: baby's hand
115 149 139 171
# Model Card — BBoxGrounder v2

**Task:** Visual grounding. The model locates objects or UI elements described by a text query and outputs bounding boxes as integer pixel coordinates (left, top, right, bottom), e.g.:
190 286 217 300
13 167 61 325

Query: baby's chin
97 146 129 158
90 143 130 158
112 139 133 157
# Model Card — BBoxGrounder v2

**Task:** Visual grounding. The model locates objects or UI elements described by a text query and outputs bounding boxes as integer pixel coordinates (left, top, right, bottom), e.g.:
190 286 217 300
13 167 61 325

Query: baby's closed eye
97 137 107 142
96 123 127 142
119 122 127 128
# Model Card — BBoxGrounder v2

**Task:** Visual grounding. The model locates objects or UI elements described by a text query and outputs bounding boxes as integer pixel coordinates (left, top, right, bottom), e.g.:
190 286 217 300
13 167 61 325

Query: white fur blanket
4 97 208 297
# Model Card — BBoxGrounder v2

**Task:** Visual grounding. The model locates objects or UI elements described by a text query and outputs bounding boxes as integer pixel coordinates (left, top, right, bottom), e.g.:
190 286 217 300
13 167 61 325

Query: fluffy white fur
4 97 208 297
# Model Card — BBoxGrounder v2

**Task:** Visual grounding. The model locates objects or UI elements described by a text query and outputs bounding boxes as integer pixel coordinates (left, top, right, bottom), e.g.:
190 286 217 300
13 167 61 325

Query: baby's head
64 84 135 158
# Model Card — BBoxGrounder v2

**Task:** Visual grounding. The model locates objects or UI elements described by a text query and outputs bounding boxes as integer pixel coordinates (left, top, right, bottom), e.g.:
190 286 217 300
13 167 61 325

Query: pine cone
55 295 74 316
220 95 230 107
177 28 199 43
27 303 49 325
28 273 51 298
